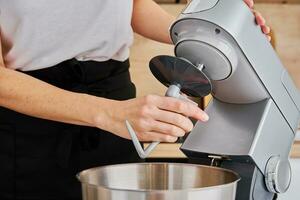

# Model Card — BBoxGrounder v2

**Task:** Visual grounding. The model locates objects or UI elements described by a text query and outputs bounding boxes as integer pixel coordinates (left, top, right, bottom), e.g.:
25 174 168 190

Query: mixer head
149 55 212 97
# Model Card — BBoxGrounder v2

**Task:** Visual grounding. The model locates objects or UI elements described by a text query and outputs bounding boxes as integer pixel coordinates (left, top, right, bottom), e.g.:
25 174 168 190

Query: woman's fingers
262 25 271 35
244 0 266 28
123 95 209 143
155 96 209 122
244 0 271 39
253 10 271 40
253 11 266 26
244 0 254 9
149 119 186 137
151 108 194 133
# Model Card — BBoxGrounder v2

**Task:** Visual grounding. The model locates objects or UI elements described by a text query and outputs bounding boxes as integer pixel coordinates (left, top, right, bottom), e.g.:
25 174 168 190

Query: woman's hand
98 95 209 142
244 0 271 41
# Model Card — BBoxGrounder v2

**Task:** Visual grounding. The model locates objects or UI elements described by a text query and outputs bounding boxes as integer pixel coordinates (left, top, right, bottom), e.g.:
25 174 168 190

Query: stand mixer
77 0 300 199
126 0 300 199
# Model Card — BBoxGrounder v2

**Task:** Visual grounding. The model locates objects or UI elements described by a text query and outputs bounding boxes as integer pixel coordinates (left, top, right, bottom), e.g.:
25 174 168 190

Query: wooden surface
146 142 300 158
291 142 300 158
145 143 186 158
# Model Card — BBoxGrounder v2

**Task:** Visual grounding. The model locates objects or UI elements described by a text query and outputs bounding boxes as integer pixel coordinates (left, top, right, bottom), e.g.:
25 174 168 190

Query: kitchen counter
146 140 300 158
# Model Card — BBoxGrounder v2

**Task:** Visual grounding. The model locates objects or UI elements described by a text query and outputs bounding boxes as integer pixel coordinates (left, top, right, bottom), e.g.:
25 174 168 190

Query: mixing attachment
126 55 212 159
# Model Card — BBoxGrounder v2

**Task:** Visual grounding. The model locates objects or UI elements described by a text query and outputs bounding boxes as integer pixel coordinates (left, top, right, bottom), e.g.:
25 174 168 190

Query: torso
0 0 134 71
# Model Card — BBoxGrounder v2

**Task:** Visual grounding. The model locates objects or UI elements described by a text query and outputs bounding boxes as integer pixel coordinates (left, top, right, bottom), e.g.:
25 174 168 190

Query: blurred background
129 1 300 199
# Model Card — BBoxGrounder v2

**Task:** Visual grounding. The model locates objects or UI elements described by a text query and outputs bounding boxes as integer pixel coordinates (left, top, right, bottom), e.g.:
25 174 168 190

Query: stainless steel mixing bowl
77 163 240 200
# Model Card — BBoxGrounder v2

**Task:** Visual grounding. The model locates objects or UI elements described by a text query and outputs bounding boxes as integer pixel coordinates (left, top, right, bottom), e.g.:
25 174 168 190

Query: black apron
0 59 140 200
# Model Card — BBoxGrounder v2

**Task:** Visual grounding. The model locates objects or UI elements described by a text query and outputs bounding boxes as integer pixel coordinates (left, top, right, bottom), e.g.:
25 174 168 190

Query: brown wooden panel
291 142 300 158
145 142 300 158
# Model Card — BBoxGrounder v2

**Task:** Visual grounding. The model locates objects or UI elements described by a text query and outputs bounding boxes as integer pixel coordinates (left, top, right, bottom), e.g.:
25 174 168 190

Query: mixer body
175 0 300 199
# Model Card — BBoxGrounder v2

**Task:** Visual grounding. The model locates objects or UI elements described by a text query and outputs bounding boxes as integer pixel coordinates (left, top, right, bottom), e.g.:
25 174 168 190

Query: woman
0 0 270 199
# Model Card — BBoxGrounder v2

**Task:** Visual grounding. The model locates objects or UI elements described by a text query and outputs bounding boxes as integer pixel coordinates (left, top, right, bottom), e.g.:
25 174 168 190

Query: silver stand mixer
78 0 300 199
128 0 300 198
174 0 300 199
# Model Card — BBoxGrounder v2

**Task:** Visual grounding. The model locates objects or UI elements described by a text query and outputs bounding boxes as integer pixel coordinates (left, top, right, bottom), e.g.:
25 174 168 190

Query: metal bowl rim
77 162 241 193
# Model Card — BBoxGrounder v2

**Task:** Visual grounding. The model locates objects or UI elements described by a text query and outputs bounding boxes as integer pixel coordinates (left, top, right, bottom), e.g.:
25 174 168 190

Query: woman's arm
0 59 107 127
0 37 208 142
131 0 175 44
0 36 106 126
132 0 271 44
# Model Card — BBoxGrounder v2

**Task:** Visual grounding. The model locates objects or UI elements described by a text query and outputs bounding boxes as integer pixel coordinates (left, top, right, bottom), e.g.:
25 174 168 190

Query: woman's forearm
132 0 175 44
0 66 111 128
0 66 209 143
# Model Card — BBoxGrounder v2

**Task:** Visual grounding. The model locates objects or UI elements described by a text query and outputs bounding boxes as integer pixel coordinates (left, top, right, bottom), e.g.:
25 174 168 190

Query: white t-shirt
0 0 134 71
